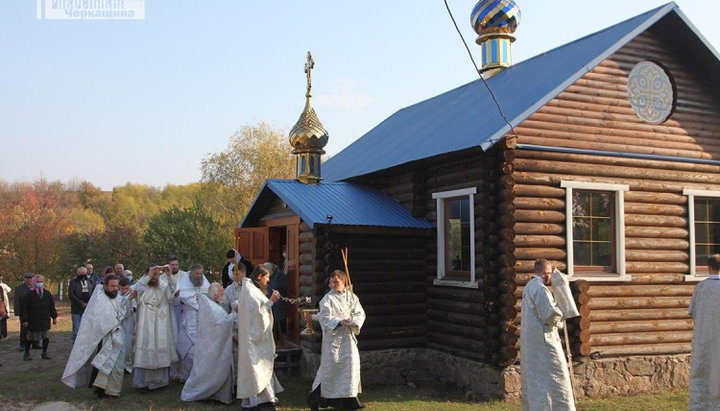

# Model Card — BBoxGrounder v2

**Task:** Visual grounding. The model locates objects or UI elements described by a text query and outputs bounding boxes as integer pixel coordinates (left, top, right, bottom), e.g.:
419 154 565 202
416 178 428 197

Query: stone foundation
300 347 690 400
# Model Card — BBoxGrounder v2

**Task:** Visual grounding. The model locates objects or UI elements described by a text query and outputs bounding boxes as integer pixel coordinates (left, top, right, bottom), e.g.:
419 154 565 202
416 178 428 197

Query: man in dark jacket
13 273 36 351
68 266 95 341
265 262 288 345
21 274 57 361
221 249 253 288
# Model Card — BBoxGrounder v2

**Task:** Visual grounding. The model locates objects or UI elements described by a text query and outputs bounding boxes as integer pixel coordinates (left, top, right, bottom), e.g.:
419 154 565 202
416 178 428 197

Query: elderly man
69 266 95 342
174 264 210 382
86 263 98 286
181 283 235 404
62 274 136 398
21 274 58 361
520 259 575 411
133 265 178 391
13 273 36 351
689 254 720 410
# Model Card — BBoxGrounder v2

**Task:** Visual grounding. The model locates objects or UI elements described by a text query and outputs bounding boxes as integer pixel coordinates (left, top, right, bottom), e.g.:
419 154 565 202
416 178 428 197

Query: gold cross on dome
304 51 314 97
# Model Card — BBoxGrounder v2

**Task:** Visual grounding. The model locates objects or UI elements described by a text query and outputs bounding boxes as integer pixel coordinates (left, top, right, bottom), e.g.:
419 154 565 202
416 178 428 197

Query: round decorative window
626 61 675 124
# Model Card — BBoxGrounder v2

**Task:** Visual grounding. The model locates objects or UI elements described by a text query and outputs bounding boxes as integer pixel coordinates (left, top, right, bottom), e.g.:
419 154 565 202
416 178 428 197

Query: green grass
0 325 690 410
0 358 690 411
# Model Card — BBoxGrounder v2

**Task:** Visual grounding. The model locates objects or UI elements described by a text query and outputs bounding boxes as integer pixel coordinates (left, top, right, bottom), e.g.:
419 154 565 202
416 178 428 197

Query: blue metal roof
241 179 433 229
323 2 684 182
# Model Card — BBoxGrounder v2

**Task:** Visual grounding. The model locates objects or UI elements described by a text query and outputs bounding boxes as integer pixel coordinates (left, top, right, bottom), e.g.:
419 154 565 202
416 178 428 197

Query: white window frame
683 188 720 281
561 181 630 282
432 187 478 288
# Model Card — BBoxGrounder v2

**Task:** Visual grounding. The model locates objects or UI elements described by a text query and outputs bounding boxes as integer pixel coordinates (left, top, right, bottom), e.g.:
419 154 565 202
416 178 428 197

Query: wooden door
235 227 269 266
286 224 300 341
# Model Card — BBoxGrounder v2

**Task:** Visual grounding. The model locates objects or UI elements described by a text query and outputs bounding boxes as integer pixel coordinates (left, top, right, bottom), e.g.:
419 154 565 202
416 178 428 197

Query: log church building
236 1 720 398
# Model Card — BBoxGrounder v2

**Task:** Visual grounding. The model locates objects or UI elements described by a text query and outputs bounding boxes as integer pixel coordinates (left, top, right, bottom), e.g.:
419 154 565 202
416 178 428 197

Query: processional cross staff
304 51 314 98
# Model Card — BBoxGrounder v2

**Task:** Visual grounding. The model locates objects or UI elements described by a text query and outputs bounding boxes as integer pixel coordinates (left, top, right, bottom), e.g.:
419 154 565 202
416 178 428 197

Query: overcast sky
1 1 717 190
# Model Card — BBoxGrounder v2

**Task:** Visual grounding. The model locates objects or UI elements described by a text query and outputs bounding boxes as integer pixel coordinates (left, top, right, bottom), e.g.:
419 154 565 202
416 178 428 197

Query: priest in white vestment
175 264 210 382
307 270 366 411
237 265 283 409
181 283 235 403
133 265 178 390
62 275 135 398
520 259 575 411
689 254 720 410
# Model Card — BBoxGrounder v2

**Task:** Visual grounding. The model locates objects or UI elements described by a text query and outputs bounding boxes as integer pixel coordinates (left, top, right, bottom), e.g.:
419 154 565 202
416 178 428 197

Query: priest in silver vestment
307 269 366 411
62 274 135 398
689 254 720 410
236 264 283 410
181 283 235 404
132 265 178 390
520 259 575 411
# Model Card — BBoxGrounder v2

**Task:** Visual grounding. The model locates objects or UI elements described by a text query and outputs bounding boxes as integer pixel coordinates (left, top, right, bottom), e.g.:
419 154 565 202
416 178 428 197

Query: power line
442 0 519 140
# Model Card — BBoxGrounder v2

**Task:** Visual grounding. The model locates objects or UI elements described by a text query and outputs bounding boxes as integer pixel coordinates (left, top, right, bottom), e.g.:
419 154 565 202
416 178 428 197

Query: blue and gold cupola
289 51 328 185
471 0 521 77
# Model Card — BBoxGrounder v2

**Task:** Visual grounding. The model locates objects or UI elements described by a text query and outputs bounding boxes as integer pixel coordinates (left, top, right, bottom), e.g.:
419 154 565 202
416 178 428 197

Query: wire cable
443 0 519 140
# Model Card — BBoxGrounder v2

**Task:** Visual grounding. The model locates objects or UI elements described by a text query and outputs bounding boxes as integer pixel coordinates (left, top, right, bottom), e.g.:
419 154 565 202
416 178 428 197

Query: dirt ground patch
1 305 73 374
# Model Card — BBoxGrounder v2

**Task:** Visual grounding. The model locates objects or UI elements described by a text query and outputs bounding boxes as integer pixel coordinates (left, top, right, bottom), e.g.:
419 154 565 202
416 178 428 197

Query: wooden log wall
310 227 429 352
510 30 720 358
358 146 506 364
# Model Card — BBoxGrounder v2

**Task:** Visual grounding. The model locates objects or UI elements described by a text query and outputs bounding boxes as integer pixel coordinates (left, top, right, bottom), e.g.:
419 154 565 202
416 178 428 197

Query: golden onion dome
288 96 329 152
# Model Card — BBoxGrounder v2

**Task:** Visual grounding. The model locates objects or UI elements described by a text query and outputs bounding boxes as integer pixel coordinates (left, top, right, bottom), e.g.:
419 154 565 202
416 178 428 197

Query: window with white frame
432 187 477 287
561 181 629 281
683 189 720 279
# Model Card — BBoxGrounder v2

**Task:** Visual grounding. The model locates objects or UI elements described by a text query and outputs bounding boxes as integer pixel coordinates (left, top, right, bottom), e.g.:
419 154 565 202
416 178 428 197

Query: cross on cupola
288 51 329 185
305 51 314 98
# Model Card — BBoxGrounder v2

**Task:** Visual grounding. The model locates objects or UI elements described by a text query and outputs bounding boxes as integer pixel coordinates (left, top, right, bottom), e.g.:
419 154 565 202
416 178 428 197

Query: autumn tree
200 121 295 230
142 205 231 277
0 180 71 285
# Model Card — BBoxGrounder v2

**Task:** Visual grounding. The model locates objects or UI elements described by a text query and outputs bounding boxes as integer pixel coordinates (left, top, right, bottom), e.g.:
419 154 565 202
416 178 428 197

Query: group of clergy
60 253 367 411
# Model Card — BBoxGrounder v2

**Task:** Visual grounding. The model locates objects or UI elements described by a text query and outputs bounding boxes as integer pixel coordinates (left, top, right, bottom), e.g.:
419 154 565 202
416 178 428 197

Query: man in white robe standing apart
237 265 283 410
689 254 720 410
175 263 210 382
181 283 235 404
307 269 366 411
62 274 135 398
520 258 575 411
133 264 178 391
